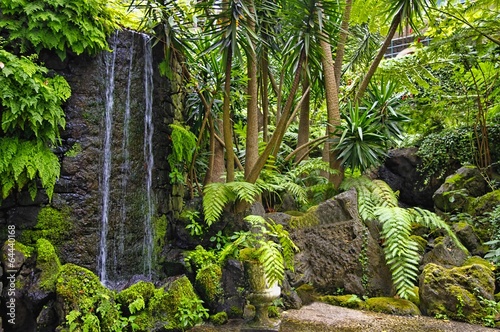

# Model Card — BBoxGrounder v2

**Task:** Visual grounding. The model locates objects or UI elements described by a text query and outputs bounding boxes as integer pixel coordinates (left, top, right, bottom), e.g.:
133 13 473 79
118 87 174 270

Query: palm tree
354 0 435 103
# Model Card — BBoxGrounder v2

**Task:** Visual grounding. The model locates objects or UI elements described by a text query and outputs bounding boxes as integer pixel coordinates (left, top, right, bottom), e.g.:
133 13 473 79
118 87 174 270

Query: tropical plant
168 123 197 185
219 215 299 287
341 176 467 299
484 205 500 266
333 103 388 173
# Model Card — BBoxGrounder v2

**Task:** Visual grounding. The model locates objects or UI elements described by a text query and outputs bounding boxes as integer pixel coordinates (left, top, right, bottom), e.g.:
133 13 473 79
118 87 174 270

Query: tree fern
256 240 285 286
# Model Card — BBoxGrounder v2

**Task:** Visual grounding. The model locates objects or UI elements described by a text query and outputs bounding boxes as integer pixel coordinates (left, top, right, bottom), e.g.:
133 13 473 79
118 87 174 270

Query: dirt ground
190 302 499 332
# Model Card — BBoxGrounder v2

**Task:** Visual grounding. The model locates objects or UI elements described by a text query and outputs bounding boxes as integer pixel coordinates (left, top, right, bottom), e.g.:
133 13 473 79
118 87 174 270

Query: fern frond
203 182 235 226
288 158 338 180
226 181 262 204
282 182 308 206
375 206 419 299
256 241 285 286
410 207 468 253
371 180 398 208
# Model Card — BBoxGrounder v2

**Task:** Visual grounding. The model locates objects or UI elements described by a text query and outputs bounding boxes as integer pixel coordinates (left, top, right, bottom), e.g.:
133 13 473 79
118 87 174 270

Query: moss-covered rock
1 239 33 273
116 280 155 319
195 263 223 309
149 275 207 330
295 284 316 305
463 256 495 270
209 311 228 325
365 297 421 316
318 294 366 309
36 238 61 291
20 207 71 246
468 189 500 217
55 263 121 331
419 262 495 324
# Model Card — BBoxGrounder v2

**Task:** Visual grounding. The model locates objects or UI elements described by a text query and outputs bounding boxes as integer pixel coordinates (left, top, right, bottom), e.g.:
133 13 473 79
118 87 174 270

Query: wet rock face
0 30 173 279
289 190 393 297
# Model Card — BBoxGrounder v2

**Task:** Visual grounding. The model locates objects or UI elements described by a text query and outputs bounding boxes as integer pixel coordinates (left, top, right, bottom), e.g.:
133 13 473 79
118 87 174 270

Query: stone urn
244 258 281 328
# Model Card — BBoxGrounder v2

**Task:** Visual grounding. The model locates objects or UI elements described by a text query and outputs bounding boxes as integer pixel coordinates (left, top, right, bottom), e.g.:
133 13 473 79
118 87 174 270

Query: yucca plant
341 176 468 299
218 215 299 287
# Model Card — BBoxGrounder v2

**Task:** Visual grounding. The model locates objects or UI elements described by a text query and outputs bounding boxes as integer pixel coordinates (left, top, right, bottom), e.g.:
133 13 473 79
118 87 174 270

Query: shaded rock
468 189 500 217
288 189 392 297
421 236 468 269
374 148 441 209
453 222 485 256
419 262 495 323
433 166 488 213
217 259 247 317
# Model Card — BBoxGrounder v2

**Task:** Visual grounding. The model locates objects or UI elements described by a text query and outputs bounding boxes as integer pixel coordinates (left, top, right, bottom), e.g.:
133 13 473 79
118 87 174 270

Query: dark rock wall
0 30 173 281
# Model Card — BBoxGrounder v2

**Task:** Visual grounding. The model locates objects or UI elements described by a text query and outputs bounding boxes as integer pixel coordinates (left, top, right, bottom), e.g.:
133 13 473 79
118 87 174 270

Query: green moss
64 143 82 157
20 207 71 246
117 280 156 313
209 311 228 325
407 286 420 307
195 263 223 305
153 215 167 268
229 306 244 318
468 190 500 216
319 294 366 309
149 275 204 330
365 297 421 316
36 238 61 291
295 284 317 305
239 247 259 261
463 256 495 270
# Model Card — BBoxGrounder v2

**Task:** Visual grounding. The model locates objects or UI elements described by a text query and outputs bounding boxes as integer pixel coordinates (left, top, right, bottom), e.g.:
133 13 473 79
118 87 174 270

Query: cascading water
97 32 157 285
98 33 117 286
142 34 154 278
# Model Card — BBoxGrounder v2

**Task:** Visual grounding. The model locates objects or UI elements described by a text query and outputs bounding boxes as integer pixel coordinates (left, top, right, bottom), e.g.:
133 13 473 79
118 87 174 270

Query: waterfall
98 33 117 286
115 38 134 277
143 34 154 278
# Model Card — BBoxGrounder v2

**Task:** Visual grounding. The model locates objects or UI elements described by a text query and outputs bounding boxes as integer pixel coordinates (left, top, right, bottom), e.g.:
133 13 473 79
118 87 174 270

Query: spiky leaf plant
342 176 468 299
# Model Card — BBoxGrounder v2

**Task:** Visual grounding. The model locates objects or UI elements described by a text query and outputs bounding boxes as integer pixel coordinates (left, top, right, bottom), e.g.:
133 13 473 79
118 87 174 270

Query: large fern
203 181 262 226
344 176 468 299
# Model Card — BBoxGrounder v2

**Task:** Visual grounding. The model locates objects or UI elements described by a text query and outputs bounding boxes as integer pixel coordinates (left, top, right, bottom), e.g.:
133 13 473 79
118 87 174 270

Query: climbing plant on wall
0 0 122 200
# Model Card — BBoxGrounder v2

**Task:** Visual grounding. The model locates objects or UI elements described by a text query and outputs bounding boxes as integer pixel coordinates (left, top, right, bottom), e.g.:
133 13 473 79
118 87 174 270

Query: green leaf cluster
343 177 467 299
168 123 197 185
0 138 60 200
0 0 122 60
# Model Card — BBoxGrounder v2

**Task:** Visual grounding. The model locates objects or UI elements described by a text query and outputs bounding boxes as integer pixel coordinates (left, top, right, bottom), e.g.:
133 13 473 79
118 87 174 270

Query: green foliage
344 177 467 299
484 205 500 266
0 50 69 143
203 181 262 226
220 215 299 286
174 297 209 331
180 209 203 237
35 238 61 291
168 123 197 185
21 206 71 246
0 0 122 60
185 245 219 272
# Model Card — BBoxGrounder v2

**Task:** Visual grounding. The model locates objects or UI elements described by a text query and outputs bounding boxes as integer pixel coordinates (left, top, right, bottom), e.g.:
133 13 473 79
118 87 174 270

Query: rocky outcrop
419 262 495 324
374 148 443 208
433 166 488 213
287 189 393 297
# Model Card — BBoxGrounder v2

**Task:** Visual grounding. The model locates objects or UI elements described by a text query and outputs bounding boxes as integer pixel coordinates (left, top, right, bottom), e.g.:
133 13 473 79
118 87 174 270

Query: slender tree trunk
334 0 353 90
320 35 343 187
245 50 305 184
223 46 235 182
261 51 270 142
245 6 259 177
296 71 311 162
355 11 402 103
204 117 226 185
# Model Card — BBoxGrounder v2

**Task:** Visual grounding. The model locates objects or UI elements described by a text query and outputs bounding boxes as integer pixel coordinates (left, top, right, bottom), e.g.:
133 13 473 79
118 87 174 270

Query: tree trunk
320 35 343 187
355 11 402 103
245 50 305 184
245 7 259 177
223 46 235 182
296 71 311 162
334 0 353 90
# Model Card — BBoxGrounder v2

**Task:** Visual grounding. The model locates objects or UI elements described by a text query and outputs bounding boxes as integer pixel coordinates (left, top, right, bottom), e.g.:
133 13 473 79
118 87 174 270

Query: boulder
374 148 442 208
419 262 495 323
288 189 393 296
421 236 469 269
433 166 488 213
